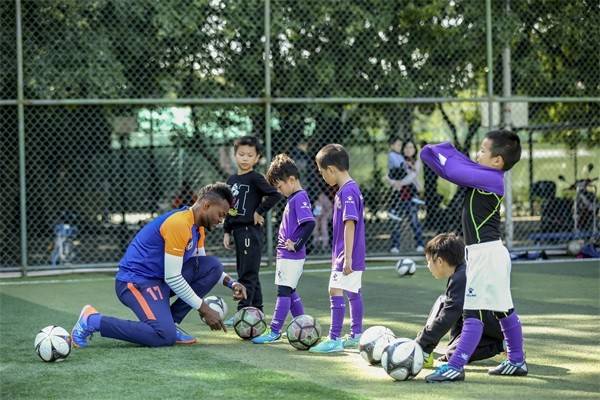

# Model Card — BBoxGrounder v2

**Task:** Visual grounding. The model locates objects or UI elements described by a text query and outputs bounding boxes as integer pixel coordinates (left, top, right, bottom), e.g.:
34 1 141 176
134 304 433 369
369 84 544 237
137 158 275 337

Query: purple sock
290 292 305 317
448 318 483 370
329 296 345 340
270 296 291 334
345 290 363 338
499 312 525 363
87 313 102 332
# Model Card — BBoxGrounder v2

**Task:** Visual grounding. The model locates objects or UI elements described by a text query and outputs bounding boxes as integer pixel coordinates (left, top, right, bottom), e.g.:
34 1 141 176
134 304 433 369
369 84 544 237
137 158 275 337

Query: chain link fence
2 0 598 272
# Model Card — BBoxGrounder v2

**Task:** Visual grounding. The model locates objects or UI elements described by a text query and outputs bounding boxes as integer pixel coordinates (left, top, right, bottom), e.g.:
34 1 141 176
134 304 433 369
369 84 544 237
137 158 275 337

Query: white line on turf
1 257 596 286
0 265 401 286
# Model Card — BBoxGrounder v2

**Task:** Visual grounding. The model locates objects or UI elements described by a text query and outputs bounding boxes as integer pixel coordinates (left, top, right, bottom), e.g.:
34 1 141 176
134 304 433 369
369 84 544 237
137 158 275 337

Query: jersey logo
466 287 476 298
186 240 193 251
438 153 447 166
231 183 250 216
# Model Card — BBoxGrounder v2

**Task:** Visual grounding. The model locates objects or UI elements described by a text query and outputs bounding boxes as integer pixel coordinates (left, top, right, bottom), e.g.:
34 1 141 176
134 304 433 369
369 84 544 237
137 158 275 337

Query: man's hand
253 212 264 226
223 233 232 250
232 282 248 301
199 302 226 332
343 258 353 276
285 239 295 251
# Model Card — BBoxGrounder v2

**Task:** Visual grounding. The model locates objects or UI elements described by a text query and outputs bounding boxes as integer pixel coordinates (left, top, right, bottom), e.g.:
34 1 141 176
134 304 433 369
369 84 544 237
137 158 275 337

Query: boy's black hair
485 130 521 171
233 136 263 156
266 153 300 186
388 136 402 146
197 182 234 207
315 143 349 171
424 232 465 267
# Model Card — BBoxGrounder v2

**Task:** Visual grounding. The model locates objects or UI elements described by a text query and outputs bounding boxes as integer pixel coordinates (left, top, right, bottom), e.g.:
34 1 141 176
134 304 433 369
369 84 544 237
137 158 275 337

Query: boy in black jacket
223 136 282 322
416 233 504 368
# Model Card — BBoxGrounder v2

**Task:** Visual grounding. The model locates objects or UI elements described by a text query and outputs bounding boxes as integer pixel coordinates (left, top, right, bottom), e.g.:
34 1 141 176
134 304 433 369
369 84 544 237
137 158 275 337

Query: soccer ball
359 326 396 364
201 296 228 322
233 307 267 339
34 325 71 362
285 314 322 350
396 258 417 277
381 338 424 381
567 240 584 256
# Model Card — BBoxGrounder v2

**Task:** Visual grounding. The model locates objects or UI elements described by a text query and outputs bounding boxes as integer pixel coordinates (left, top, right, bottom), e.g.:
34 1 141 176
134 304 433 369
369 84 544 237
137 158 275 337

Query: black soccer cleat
425 364 465 383
488 359 528 376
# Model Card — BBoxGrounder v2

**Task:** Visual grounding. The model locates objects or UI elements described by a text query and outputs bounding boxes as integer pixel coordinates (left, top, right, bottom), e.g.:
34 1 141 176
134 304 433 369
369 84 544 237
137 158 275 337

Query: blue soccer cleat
251 328 281 344
175 325 197 345
223 315 235 327
488 359 528 376
309 337 344 353
425 364 465 383
342 334 361 349
71 304 98 348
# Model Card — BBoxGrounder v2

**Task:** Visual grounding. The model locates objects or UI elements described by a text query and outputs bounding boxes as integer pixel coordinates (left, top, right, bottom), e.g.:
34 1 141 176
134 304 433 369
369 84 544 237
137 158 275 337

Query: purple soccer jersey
277 190 315 260
331 180 366 272
420 142 505 195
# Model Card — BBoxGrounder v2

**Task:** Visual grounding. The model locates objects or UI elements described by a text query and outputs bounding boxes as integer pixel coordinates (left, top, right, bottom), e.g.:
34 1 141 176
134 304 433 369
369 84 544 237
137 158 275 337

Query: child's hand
285 239 296 251
223 233 232 249
343 259 353 275
254 212 264 226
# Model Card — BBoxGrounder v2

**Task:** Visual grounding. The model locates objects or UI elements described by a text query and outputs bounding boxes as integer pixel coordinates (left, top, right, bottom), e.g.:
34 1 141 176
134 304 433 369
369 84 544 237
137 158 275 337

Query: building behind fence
1 0 598 273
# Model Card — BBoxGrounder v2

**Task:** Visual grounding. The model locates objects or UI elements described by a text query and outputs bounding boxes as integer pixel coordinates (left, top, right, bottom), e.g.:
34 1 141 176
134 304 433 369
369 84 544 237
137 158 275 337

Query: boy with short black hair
252 154 316 344
417 233 504 370
420 130 527 382
310 144 366 353
223 136 282 322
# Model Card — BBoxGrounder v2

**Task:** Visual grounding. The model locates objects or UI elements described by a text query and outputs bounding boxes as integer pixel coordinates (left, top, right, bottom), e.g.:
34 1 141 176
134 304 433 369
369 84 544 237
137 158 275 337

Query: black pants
232 225 263 311
445 311 504 362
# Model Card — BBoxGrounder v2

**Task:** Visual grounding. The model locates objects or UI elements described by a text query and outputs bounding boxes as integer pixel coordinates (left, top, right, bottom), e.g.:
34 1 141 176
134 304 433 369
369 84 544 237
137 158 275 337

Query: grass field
1 260 598 400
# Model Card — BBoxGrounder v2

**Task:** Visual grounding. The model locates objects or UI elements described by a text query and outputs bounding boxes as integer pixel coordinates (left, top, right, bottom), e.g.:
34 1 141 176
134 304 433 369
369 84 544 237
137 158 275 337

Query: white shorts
464 240 514 312
274 258 304 289
328 270 363 293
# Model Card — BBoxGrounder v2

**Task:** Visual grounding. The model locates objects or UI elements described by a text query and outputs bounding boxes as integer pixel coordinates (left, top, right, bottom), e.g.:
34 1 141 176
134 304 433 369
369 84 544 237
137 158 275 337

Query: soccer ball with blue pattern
381 338 424 381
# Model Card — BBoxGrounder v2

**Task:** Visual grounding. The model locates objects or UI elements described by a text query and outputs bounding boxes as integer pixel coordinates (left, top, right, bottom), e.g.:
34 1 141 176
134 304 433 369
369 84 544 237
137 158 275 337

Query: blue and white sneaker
425 364 465 383
175 325 197 345
309 338 344 353
488 359 528 376
251 328 281 344
342 334 361 349
71 305 98 348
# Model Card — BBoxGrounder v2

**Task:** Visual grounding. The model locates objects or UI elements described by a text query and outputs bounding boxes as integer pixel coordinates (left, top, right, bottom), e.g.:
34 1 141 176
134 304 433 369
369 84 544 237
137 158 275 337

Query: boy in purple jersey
310 144 366 353
252 154 316 344
420 131 527 382
71 184 248 348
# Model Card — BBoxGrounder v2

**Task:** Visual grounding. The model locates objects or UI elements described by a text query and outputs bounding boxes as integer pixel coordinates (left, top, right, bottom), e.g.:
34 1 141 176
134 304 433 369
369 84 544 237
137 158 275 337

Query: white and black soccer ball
201 295 228 323
233 307 267 339
396 258 417 277
285 314 322 350
567 240 584 256
34 325 71 362
381 338 424 381
359 326 396 365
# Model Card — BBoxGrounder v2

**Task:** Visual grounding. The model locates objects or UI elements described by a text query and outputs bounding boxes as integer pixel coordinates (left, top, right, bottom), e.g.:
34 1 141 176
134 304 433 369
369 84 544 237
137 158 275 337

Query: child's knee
329 287 343 296
149 321 177 347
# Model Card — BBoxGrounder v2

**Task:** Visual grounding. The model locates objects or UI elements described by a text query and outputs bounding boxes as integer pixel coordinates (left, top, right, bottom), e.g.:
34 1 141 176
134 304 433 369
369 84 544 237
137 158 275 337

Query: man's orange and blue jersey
116 207 205 284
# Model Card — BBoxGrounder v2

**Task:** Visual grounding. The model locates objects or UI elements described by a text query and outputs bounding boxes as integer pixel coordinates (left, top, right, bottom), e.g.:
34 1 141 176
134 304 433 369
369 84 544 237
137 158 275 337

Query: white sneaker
415 245 424 253
390 247 400 254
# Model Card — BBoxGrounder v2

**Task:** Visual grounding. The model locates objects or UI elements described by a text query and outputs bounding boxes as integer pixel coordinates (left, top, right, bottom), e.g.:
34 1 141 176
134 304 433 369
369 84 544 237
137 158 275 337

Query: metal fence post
502 0 514 249
264 0 274 269
16 0 28 276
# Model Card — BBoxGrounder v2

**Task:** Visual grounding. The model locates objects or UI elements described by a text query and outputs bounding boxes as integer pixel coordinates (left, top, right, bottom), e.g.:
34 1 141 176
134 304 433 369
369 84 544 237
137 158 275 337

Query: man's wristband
227 280 236 289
